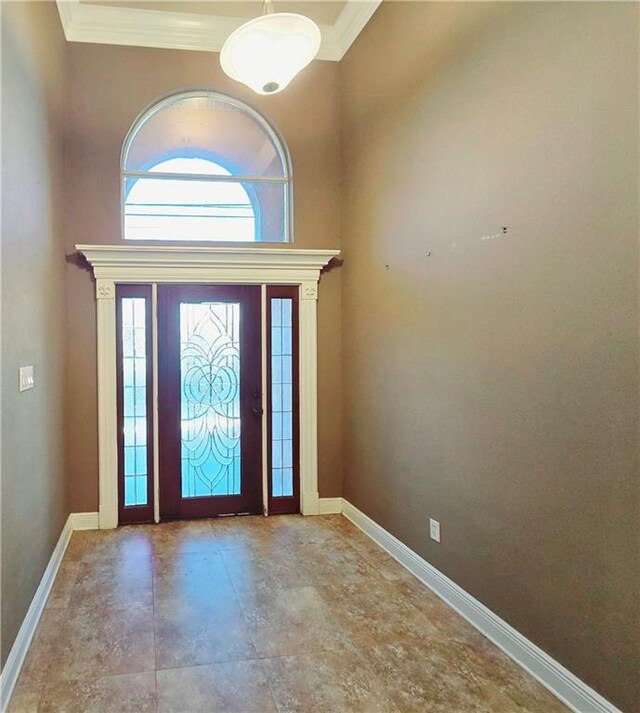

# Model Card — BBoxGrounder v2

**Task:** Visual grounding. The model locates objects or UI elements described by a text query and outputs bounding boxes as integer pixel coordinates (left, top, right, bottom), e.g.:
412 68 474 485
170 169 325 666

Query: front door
157 285 262 519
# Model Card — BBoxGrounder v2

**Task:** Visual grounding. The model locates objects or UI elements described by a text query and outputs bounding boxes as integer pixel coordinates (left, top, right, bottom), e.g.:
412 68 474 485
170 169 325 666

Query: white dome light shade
220 13 321 95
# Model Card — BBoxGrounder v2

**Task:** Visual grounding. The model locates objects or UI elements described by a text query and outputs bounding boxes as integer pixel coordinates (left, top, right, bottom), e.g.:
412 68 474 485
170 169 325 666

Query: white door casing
77 245 340 529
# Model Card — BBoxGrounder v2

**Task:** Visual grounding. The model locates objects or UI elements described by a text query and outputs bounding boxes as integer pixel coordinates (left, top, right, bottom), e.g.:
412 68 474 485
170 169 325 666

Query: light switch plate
19 366 34 392
429 518 441 543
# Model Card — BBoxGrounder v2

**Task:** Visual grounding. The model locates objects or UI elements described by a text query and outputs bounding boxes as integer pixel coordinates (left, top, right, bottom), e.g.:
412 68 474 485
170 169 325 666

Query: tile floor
8 515 569 712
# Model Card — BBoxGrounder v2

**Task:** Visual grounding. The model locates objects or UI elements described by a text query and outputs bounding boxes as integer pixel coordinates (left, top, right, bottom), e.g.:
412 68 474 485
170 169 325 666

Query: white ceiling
55 0 381 61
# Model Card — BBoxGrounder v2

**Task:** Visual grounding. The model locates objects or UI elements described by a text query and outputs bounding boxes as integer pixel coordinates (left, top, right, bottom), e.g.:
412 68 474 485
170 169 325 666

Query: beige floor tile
271 515 348 548
152 549 254 668
208 515 295 553
345 535 418 582
300 539 394 587
69 552 153 610
461 635 571 712
318 578 443 647
148 519 220 556
221 544 315 598
363 639 521 712
7 514 570 713
39 672 156 713
154 595 256 669
296 516 417 585
262 648 400 713
49 603 155 682
157 660 277 712
5 683 41 713
153 551 235 600
17 607 67 688
241 585 353 658
45 561 81 609
63 531 104 563
64 527 153 564
391 575 489 644
223 571 289 612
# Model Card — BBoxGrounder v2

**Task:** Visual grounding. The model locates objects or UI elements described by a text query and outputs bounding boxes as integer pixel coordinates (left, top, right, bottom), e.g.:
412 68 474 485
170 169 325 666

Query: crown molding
55 0 381 61
75 244 340 283
332 0 381 60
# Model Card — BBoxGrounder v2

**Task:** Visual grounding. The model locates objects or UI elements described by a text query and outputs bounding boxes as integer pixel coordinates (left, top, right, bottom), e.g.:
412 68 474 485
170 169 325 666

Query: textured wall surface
1 1 68 665
2 4 638 710
340 3 639 710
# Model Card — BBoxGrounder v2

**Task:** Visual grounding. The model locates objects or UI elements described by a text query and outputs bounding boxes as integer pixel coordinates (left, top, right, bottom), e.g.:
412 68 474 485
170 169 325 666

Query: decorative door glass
266 285 299 515
121 297 149 506
271 298 294 497
117 284 154 525
180 302 241 498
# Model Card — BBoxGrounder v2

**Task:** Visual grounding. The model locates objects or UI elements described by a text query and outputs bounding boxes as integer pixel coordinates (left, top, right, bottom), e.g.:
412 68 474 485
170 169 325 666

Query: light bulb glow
220 13 321 95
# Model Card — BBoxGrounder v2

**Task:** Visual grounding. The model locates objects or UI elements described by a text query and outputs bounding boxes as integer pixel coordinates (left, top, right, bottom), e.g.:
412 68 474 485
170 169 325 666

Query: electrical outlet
429 518 441 543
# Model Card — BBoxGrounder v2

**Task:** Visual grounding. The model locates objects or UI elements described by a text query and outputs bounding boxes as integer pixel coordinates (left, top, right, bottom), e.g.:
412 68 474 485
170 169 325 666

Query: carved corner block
96 281 115 300
301 282 318 301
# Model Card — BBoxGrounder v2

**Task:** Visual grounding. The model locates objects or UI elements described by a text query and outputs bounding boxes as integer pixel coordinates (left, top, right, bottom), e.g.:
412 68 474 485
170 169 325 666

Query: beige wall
3 4 638 709
340 3 639 711
1 2 68 665
64 43 343 511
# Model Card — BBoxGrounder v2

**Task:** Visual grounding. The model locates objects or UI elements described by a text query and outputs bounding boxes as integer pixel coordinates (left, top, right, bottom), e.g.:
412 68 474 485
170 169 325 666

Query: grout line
151 547 158 674
256 657 282 713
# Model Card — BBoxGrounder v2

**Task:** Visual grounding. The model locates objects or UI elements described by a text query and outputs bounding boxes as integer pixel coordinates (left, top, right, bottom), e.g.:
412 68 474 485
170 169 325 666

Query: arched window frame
120 88 294 243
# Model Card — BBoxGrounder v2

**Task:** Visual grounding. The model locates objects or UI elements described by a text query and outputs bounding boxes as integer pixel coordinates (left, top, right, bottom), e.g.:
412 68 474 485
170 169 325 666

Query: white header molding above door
77 244 340 529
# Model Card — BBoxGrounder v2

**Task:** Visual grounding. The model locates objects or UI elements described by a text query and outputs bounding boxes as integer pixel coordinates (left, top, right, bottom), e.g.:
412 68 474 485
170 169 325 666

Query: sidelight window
267 286 299 513
116 285 154 523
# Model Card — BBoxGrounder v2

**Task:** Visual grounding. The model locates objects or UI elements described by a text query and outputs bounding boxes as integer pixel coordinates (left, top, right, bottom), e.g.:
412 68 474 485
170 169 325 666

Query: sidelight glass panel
180 302 241 498
121 297 148 506
271 298 293 497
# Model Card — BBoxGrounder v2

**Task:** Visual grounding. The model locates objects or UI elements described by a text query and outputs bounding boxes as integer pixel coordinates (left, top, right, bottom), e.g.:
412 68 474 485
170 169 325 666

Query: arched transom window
121 90 292 242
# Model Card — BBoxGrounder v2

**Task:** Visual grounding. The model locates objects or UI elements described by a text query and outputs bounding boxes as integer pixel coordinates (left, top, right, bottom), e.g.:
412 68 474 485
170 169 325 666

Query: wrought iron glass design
121 297 148 506
271 298 294 497
180 302 242 498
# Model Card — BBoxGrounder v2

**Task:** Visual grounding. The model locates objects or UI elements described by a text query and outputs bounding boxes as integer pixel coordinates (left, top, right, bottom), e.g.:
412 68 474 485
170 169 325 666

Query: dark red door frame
157 284 263 520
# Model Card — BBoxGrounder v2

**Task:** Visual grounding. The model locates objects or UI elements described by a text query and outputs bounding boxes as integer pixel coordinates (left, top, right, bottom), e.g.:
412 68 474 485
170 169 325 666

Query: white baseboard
318 497 344 515
0 516 73 711
341 499 621 713
0 512 99 713
69 511 100 530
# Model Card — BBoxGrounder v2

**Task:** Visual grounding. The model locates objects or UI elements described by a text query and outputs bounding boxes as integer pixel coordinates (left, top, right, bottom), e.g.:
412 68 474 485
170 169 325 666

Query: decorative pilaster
95 280 118 529
298 281 320 516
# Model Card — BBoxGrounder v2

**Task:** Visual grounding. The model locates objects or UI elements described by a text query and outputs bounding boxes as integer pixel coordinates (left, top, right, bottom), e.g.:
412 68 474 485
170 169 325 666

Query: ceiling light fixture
220 0 321 96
